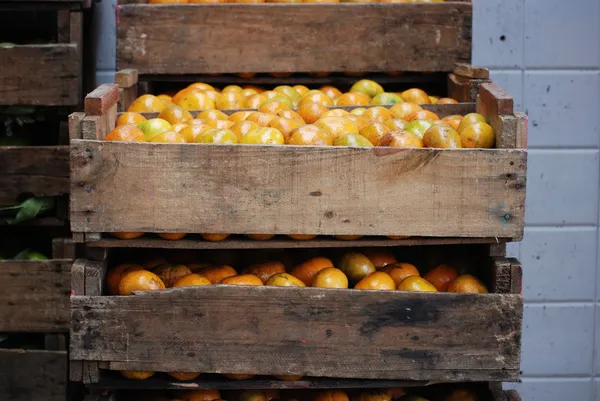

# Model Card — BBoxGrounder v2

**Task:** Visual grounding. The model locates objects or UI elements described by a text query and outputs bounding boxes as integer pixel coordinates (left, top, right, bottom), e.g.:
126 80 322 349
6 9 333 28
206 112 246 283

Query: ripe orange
288 234 317 240
423 264 458 292
180 124 211 143
245 111 277 127
171 123 189 133
116 112 146 127
239 391 267 401
277 109 305 123
216 92 247 110
107 264 144 295
315 116 359 141
459 121 495 148
354 391 391 401
406 109 440 122
266 272 306 287
247 94 269 109
152 264 192 287
105 125 146 142
269 117 304 142
423 125 462 148
198 265 237 284
333 133 373 147
299 91 334 107
437 97 459 104
172 273 211 287
350 80 384 98
362 249 397 269
176 91 215 110
378 131 423 148
362 106 394 123
315 391 350 401
128 94 167 113
259 100 292 114
339 252 376 282
354 272 396 290
229 110 254 123
397 276 438 292
385 118 407 131
111 232 145 239
344 114 371 130
293 85 310 96
380 263 420 287
247 234 275 241
196 128 238 144
187 390 221 401
457 113 486 133
321 109 350 118
244 261 286 283
290 256 335 286
198 109 229 121
158 233 187 240
220 274 264 286
168 372 201 381
121 370 155 380
187 82 216 92
158 105 194 124
231 120 260 140
447 274 489 293
371 93 403 105
287 124 333 146
157 94 173 104
241 127 285 145
119 270 166 295
201 233 230 241
389 103 423 119
320 85 343 100
441 114 463 131
297 102 329 124
274 85 302 102
401 88 431 104
336 92 371 106
149 131 186 143
360 122 391 145
312 267 349 288
334 235 363 240
222 85 243 93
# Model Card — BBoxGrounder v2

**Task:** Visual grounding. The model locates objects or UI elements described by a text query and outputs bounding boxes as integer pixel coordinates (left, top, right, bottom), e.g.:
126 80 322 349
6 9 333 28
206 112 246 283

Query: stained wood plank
454 63 489 79
85 84 120 116
71 286 522 381
0 349 67 401
115 69 138 88
0 260 71 332
70 142 526 238
117 3 472 74
0 44 79 106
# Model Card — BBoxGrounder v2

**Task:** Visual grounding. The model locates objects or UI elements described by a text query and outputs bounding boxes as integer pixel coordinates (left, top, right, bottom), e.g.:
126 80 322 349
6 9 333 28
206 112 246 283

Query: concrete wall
94 1 600 399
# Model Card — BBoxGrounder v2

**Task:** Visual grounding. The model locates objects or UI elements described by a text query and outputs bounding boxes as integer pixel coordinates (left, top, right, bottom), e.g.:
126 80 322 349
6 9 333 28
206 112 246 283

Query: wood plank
69 112 85 141
477 82 514 115
70 141 526 238
0 260 71 332
52 237 75 259
447 73 490 103
477 83 518 149
71 286 522 381
117 3 472 74
115 69 138 88
0 349 67 401
454 63 489 79
70 259 87 382
85 84 120 116
0 44 79 106
514 112 528 149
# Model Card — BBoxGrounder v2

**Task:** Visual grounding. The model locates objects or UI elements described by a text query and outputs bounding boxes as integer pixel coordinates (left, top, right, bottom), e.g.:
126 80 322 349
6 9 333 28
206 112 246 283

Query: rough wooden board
478 82 513 115
0 260 71 332
70 142 526 238
115 69 138 88
514 112 528 149
85 84 120 116
82 115 106 140
69 112 85 141
447 73 490 103
0 349 67 401
454 63 489 79
117 3 472 74
70 259 87 382
118 86 138 112
71 286 521 381
0 44 79 106
476 83 518 149
52 237 75 259
505 390 521 401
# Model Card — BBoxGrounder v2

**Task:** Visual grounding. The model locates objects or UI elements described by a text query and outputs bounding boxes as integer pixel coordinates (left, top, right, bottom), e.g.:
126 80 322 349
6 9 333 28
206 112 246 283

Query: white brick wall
95 0 600 398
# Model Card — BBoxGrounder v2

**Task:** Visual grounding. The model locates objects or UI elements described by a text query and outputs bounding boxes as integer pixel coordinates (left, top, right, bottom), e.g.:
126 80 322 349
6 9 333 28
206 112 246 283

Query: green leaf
13 249 31 260
3 197 55 224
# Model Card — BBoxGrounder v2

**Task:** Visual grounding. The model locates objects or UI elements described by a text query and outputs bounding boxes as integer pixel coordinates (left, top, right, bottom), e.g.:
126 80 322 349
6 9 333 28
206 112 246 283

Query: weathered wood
0 349 67 401
477 83 519 149
491 258 512 294
85 84 120 116
69 112 85 141
71 286 522 381
454 63 489 79
52 237 75 259
514 112 528 149
0 260 71 332
82 115 107 140
70 259 86 382
447 73 490 103
478 82 514 115
70 10 84 106
0 44 79 106
0 146 70 204
45 334 67 351
505 390 521 401
507 258 523 295
70 141 526 238
115 69 138 88
84 260 108 297
117 3 472 74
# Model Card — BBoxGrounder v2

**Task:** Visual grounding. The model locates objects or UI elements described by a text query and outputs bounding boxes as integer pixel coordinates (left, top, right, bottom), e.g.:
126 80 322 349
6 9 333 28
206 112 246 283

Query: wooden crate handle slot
476 83 517 149
490 257 522 295
84 84 120 139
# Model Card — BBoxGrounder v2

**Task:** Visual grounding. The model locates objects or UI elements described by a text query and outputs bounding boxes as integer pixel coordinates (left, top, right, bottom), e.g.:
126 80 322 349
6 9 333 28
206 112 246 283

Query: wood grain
70 141 526 238
115 69 138 88
0 44 79 106
0 260 71 332
0 349 67 401
454 63 489 79
85 84 120 116
116 3 472 74
71 286 521 381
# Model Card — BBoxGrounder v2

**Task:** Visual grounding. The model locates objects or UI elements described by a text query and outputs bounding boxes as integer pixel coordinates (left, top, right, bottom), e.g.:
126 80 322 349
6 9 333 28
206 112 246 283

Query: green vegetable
0 197 55 224
13 249 48 260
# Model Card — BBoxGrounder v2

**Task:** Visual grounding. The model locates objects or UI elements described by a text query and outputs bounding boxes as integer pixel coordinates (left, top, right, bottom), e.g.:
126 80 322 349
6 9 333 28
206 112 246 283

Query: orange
336 92 371 106
362 249 397 269
168 372 202 381
344 115 371 130
401 88 431 104
334 235 363 240
312 267 348 289
457 113 486 133
297 102 329 124
173 273 211 287
320 109 350 118
173 87 200 104
360 122 391 145
397 276 438 292
385 118 408 131
362 106 395 123
406 109 440 122
354 392 391 401
206 119 235 130
371 93 403 105
333 133 373 147
198 109 229 121
158 233 187 240
223 373 255 380
339 252 376 282
229 111 254 123
354 272 396 290
244 261 286 283
299 91 334 107
239 391 267 401
157 94 173 104
266 272 306 287
287 124 333 146
245 111 276 127
290 256 334 286
150 131 186 143
216 92 247 110
222 85 243 93
269 117 303 142
378 131 423 148
423 125 462 148
128 94 167 113
105 125 146 142
320 85 343 100
176 91 215 110
315 117 359 141
241 88 259 97
220 274 264 286
121 370 154 380
423 264 459 292
119 270 166 295
385 388 406 400
188 82 216 92
259 100 292 114
445 389 478 401
241 127 285 145
202 90 221 102
143 258 168 270
171 123 189 133
459 121 495 148
350 79 384 98
187 390 221 401
441 114 463 131
293 85 310 96
274 85 302 102
138 117 173 141
152 264 192 287
288 234 317 240
247 94 269 109
107 264 145 295
277 109 305 123
429 96 439 104
201 233 230 241
247 234 275 241
315 391 350 401
350 107 367 116
380 263 420 286
116 112 146 127
243 85 264 93
180 124 211 143
112 232 145 239
196 128 238 144
389 103 423 119
447 274 489 293
158 105 194 124
437 97 459 104
198 265 237 284
231 120 260 140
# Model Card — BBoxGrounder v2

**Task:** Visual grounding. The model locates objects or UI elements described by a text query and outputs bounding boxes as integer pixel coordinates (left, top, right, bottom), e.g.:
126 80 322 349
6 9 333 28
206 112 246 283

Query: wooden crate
69 80 527 240
70 246 523 384
116 1 471 75
0 238 74 333
0 3 83 106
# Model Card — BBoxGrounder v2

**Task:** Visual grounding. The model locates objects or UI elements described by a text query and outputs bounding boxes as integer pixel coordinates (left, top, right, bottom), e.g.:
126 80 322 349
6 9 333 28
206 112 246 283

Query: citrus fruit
105 125 146 142
266 272 306 287
119 270 166 295
229 110 254 122
362 106 395 122
339 252 376 282
437 97 459 104
247 234 275 241
336 92 371 106
111 232 145 239
293 85 310 96
121 370 155 380
128 94 167 113
137 118 173 141
239 391 266 401
344 114 371 130
362 249 396 269
187 390 221 401
312 267 349 288
371 93 403 105
457 113 486 133
196 128 239 144
245 111 276 127
180 124 211 143
244 261 286 283
354 272 396 290
360 122 390 145
401 88 431 104
297 102 329 124
354 391 391 401
350 107 367 115
241 88 258 97
444 389 478 401
247 94 269 109
116 112 146 127
206 119 235 130
350 79 384 98
216 92 247 110
423 264 459 292
220 274 264 286
287 124 333 146
402 120 433 139
447 274 488 293
315 391 350 401
277 109 305 123
269 117 304 141
288 234 317 240
274 85 302 102
201 233 230 241
334 133 373 147
197 265 237 284
171 123 189 133
176 91 215 110
397 276 438 292
223 374 255 380
259 100 292 114
107 264 144 295
188 82 215 92
231 120 260 140
152 264 192 287
198 109 229 121
315 117 359 141
168 372 201 381
241 127 285 145
290 256 335 286
380 263 420 286
299 91 334 107
222 85 243 93
321 109 350 118
172 273 211 287
158 105 194 124
149 131 186 143
459 121 495 148
320 85 343 100
423 125 462 148
406 109 440 122
389 103 423 119
385 118 408 131
379 131 423 148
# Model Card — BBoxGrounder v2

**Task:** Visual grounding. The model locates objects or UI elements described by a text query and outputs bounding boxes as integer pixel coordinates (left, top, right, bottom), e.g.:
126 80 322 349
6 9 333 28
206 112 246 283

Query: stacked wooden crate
69 1 526 401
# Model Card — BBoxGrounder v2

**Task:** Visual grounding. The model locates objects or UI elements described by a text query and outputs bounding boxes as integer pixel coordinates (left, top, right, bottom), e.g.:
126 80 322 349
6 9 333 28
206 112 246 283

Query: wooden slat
116 3 472 74
85 84 120 116
70 141 526 238
0 260 71 332
0 146 70 204
115 69 138 88
0 44 79 106
454 63 489 79
0 349 67 401
447 73 490 103
71 286 521 381
52 237 75 259
477 83 519 149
